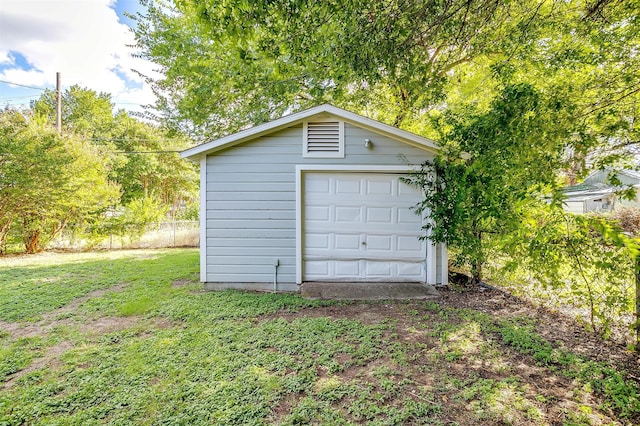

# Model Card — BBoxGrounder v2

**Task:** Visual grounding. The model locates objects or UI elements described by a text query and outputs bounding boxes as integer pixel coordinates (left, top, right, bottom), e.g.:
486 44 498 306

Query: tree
133 1 639 173
32 85 115 137
405 84 570 281
31 86 198 223
132 0 549 138
108 111 197 213
0 110 119 253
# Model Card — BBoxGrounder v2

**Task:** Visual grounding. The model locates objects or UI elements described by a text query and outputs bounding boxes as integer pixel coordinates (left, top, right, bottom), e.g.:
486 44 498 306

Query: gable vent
304 121 344 158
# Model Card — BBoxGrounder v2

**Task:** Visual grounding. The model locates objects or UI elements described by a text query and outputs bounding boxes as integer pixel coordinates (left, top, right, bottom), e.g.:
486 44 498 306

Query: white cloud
0 50 14 66
0 0 159 113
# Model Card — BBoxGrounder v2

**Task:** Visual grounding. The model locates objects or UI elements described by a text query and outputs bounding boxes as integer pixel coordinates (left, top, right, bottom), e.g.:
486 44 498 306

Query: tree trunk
23 217 41 254
635 256 640 352
0 221 10 255
23 229 41 254
392 86 410 127
471 226 483 283
471 260 482 284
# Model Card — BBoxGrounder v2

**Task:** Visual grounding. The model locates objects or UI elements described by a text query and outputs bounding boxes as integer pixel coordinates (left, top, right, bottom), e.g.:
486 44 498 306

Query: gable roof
618 169 640 182
181 104 440 160
583 168 640 185
563 186 618 202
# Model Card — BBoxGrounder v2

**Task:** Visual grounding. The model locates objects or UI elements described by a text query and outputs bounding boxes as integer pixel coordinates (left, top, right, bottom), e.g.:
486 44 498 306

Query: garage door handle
361 242 367 245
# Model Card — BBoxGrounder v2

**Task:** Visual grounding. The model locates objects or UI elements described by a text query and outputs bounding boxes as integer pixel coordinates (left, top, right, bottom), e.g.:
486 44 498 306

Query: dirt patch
0 320 22 336
171 279 193 288
47 283 128 318
436 286 640 378
77 316 137 335
0 283 128 340
1 315 179 391
3 341 74 390
262 284 639 424
263 302 397 323
269 286 640 380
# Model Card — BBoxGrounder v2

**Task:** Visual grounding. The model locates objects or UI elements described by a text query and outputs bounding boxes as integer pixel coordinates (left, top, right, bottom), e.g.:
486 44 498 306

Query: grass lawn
0 249 639 425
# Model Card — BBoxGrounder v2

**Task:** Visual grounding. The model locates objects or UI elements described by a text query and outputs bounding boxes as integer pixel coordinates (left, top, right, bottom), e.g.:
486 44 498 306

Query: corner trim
199 156 207 282
296 169 303 284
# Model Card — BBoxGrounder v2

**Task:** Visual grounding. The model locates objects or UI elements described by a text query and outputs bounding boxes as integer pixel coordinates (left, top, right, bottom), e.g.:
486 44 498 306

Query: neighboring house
562 169 640 214
181 104 448 292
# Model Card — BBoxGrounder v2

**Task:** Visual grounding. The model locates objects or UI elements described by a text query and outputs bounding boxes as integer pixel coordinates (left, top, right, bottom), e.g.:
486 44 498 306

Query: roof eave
181 104 439 160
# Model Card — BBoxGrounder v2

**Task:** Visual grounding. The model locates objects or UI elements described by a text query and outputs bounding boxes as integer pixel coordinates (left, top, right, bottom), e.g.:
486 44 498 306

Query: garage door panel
367 180 393 195
366 262 392 276
335 206 361 222
306 233 330 249
398 182 421 196
307 177 331 193
366 207 393 223
397 235 424 252
305 261 329 276
398 207 421 224
398 263 425 277
335 261 360 276
306 206 330 221
336 179 361 194
335 234 360 250
304 172 426 282
366 235 393 251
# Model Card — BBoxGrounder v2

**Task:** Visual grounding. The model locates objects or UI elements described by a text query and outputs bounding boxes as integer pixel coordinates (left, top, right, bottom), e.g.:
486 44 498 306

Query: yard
0 249 639 425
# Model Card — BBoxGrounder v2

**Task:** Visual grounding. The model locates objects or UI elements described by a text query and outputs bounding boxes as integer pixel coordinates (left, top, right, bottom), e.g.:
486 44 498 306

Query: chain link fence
49 221 199 251
483 260 636 346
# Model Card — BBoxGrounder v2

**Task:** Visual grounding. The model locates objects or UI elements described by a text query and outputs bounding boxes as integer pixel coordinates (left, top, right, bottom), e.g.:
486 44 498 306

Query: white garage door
564 200 585 214
303 172 426 282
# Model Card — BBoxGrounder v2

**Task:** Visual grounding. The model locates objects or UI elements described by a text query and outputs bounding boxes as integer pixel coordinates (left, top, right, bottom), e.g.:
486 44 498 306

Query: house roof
563 186 618 202
583 168 640 185
620 169 640 181
181 104 440 160
563 182 640 203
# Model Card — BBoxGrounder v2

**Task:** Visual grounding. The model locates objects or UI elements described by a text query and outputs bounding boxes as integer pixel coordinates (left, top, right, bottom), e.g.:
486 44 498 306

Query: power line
90 138 180 143
113 150 182 154
0 79 48 91
2 101 35 105
0 94 41 101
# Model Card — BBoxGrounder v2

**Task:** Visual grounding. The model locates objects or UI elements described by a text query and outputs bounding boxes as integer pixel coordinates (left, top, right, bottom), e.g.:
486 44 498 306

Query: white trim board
199 156 208 282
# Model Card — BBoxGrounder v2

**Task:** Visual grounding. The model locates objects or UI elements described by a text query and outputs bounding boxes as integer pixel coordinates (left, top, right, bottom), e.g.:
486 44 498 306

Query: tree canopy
0 110 119 253
132 0 638 158
133 0 541 134
32 85 198 215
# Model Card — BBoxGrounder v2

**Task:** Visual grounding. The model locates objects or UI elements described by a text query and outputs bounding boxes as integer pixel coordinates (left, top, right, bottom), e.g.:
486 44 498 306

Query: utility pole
55 72 61 133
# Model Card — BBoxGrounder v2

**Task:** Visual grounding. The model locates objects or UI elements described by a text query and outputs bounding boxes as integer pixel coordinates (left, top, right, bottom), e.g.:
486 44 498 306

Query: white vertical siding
204 123 438 290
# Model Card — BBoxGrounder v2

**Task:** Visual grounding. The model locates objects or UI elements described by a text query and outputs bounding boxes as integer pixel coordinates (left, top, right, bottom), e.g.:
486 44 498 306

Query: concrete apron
300 282 440 300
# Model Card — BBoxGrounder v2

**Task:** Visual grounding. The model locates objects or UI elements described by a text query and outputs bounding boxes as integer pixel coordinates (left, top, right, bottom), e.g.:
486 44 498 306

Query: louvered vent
304 121 344 157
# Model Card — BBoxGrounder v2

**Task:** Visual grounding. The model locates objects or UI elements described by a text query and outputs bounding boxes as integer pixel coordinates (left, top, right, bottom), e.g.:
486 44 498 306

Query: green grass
0 249 638 425
0 250 190 322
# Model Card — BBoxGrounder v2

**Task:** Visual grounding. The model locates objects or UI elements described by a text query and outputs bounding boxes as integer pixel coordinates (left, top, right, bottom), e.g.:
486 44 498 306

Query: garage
183 104 447 292
302 172 426 282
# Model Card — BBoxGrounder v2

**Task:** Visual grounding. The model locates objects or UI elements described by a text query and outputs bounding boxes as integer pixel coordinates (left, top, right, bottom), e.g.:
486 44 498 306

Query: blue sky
0 0 156 113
